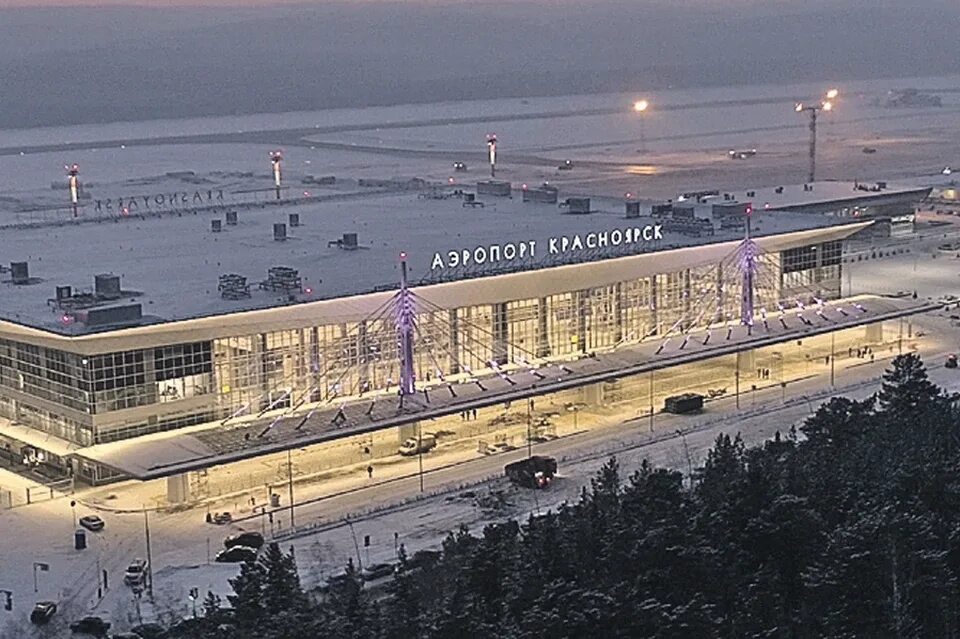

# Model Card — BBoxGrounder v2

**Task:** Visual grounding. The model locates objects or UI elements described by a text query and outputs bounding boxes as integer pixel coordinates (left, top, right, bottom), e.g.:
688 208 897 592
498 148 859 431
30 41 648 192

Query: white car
123 558 148 586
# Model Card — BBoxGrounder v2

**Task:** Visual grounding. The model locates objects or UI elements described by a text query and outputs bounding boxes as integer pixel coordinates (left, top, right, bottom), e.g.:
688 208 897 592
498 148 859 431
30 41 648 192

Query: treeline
165 354 960 639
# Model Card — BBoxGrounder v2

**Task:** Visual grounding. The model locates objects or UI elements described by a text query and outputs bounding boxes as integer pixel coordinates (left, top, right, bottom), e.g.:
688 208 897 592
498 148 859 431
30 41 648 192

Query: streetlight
270 150 283 200
486 134 498 177
794 88 839 183
633 100 650 153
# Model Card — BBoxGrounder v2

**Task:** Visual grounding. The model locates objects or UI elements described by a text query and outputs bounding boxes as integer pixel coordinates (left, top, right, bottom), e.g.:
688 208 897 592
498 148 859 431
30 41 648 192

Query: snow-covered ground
2 305 959 637
1 76 959 636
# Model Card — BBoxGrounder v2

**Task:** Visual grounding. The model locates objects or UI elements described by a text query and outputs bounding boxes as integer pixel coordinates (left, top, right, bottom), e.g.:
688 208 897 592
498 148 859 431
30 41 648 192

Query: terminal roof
0 178 894 334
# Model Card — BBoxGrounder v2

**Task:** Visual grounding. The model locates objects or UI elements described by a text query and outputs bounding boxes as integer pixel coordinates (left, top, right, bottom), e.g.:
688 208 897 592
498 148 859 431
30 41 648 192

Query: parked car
215 545 258 563
79 515 105 532
123 559 148 586
69 616 111 636
223 531 264 550
361 562 395 581
206 511 233 525
30 601 57 625
398 433 437 456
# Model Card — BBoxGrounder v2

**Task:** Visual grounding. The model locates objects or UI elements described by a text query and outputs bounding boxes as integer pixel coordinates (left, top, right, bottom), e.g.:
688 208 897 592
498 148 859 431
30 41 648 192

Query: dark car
70 616 111 636
79 515 105 532
223 531 264 550
215 545 258 563
207 511 233 525
361 562 395 581
30 601 57 625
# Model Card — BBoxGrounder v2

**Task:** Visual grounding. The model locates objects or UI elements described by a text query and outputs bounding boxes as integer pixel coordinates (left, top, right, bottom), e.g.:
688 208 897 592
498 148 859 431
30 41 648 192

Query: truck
663 393 704 415
505 455 558 489
398 433 437 456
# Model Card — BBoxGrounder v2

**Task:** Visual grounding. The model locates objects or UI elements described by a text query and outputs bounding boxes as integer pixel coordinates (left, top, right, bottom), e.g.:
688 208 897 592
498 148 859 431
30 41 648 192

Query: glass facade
0 241 840 452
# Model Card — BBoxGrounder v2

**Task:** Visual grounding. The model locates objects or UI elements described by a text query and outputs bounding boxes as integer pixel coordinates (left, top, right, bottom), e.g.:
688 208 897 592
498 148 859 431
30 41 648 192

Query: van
398 433 437 456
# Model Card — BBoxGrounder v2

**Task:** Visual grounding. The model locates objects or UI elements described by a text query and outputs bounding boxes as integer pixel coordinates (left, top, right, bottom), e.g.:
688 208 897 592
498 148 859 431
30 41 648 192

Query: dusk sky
0 0 957 128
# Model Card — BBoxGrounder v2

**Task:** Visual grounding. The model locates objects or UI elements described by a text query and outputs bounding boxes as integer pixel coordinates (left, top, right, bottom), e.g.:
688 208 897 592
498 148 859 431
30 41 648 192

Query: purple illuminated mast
397 252 417 397
739 204 758 334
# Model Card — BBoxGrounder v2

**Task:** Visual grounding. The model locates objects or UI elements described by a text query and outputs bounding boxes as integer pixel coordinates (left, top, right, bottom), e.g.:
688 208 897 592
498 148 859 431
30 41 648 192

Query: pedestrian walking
367 465 374 479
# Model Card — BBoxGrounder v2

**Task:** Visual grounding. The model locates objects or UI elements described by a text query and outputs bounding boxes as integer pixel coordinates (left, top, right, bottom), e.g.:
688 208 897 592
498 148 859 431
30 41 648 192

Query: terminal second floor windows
0 339 213 415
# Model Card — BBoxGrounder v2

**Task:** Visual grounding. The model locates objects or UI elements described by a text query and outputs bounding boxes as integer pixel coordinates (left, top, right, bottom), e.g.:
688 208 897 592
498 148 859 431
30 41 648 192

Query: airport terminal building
0 179 930 485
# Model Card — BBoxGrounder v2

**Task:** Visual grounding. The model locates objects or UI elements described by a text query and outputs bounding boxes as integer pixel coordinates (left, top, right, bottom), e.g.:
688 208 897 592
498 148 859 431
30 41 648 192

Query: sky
0 1 957 128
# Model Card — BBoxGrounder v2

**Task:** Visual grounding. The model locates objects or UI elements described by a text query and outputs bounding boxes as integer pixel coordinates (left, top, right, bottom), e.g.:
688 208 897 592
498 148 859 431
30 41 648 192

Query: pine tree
381 546 422 639
227 556 266 632
201 590 222 619
877 353 940 415
259 542 307 615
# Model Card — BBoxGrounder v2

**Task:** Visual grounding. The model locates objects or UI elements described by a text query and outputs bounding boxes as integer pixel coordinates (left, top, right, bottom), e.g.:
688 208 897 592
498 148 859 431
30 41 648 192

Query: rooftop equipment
259 266 302 293
94 274 122 300
10 262 29 285
218 274 251 300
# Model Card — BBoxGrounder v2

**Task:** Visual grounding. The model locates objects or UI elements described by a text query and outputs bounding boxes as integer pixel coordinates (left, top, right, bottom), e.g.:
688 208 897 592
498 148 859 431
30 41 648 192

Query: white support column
166 473 191 504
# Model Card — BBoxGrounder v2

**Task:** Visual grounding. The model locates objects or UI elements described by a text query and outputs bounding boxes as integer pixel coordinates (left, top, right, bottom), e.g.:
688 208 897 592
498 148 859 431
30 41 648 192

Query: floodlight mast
487 134 497 178
270 150 283 200
794 88 839 183
66 163 80 217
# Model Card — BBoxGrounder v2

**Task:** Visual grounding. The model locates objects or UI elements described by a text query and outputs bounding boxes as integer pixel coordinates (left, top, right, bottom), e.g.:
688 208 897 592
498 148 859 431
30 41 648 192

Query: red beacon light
304 286 313 294
625 192 634 199
399 251 407 261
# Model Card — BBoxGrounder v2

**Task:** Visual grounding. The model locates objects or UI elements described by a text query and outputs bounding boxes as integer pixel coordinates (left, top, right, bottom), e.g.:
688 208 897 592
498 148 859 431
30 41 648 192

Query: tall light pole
270 150 283 200
795 88 838 183
633 99 650 153
486 134 497 177
286 449 295 529
65 163 80 217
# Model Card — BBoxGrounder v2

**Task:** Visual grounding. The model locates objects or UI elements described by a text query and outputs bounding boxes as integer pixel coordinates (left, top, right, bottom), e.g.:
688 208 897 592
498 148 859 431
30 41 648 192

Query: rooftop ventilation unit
273 223 287 241
775 186 784 194
561 197 591 214
328 233 361 250
522 184 559 204
289 213 300 227
76 303 142 327
94 274 122 300
625 201 641 218
476 180 512 197
55 285 72 301
10 262 29 285
218 274 251 300
211 219 222 232
259 266 302 293
651 203 673 218
225 211 238 226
